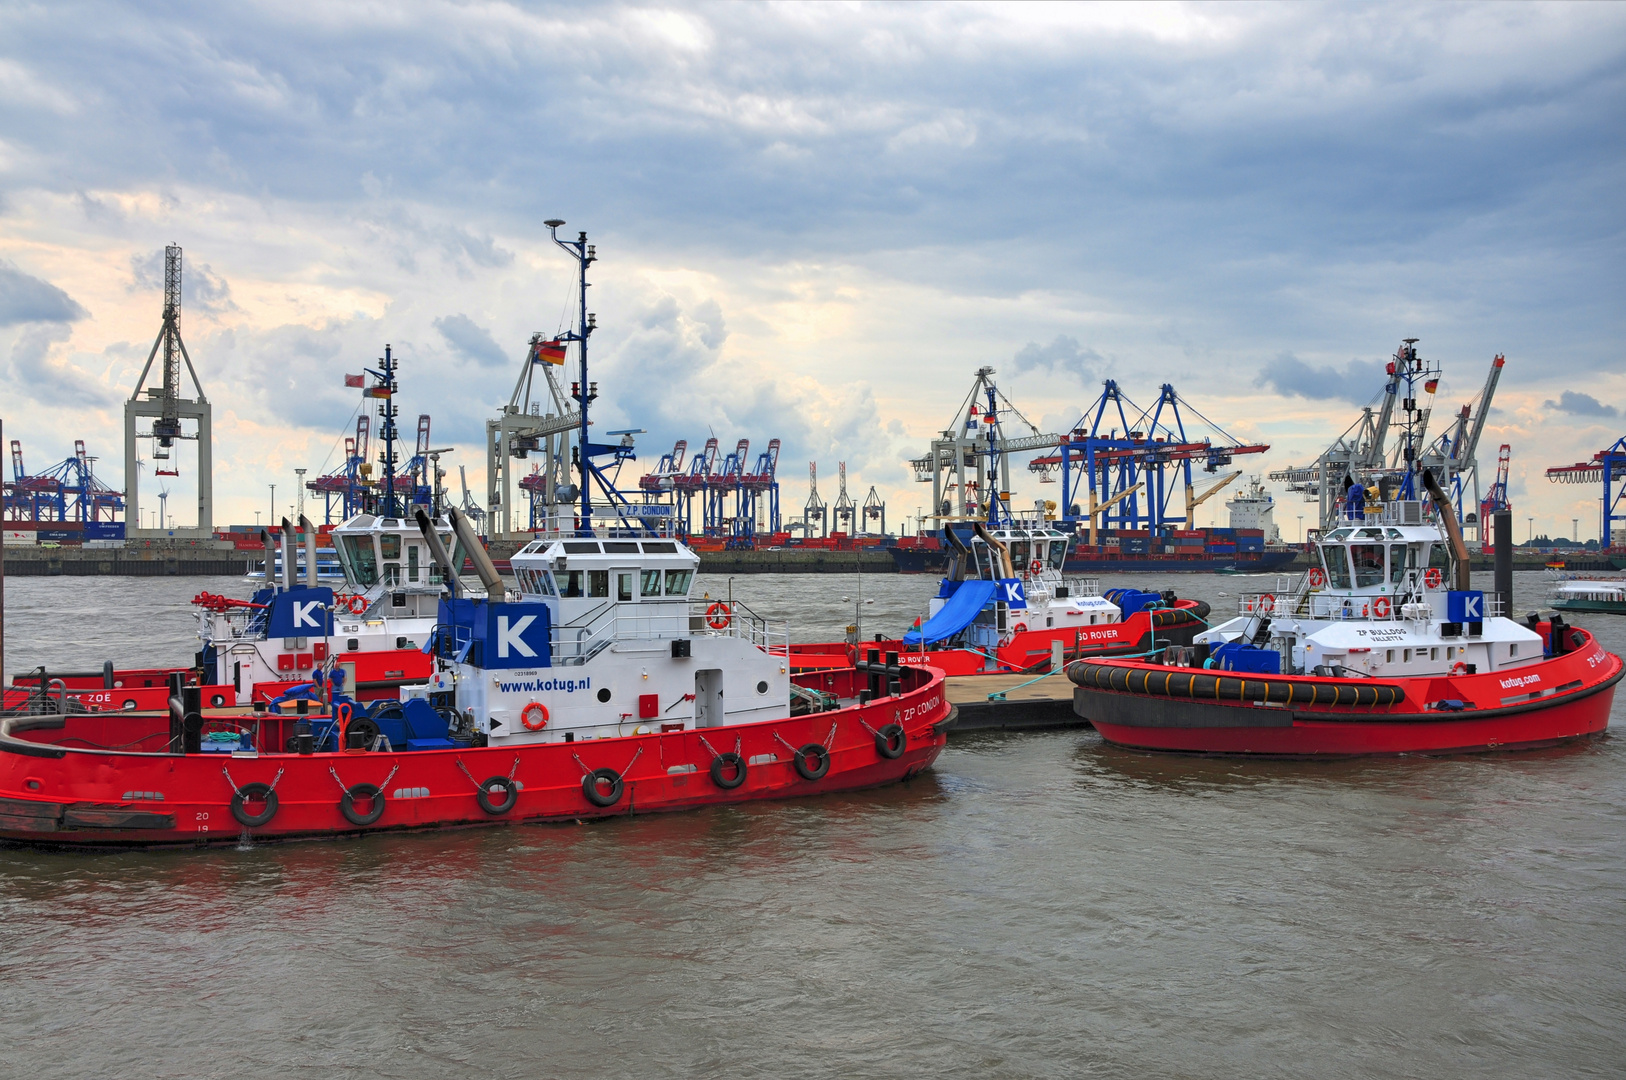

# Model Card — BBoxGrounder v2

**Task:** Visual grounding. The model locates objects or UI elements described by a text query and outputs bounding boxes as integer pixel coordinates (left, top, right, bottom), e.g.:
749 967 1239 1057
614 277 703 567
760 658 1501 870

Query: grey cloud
1544 390 1618 418
1013 336 1102 386
1255 353 1384 406
5 325 112 406
692 298 727 350
434 313 508 368
0 261 87 326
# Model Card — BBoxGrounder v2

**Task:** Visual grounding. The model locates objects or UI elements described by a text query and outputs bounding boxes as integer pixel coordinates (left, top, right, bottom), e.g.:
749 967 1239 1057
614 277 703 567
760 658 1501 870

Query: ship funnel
448 506 504 596
279 517 296 590
414 509 461 599
299 515 318 588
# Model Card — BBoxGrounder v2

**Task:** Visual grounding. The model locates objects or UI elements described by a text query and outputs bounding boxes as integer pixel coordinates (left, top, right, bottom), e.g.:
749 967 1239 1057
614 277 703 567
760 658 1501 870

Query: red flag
344 374 365 387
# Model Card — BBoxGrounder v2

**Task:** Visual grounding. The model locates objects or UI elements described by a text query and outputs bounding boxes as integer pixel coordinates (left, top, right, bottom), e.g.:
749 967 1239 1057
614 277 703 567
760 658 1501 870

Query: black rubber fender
1069 661 1405 708
476 775 518 815
582 767 624 808
793 743 831 781
229 782 278 828
874 723 906 760
709 752 747 790
339 783 386 826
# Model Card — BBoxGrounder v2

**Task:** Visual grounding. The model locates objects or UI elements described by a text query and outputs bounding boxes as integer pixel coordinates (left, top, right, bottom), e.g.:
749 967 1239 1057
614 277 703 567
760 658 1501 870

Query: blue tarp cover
903 579 998 645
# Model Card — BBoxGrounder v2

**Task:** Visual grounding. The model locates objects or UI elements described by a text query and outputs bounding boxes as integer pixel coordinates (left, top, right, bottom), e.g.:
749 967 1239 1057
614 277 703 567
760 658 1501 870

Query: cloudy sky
2 1 1623 539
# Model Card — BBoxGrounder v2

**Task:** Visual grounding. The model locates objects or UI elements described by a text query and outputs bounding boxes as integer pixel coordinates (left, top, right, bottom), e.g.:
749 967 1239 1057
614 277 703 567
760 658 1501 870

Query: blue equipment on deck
903 580 998 646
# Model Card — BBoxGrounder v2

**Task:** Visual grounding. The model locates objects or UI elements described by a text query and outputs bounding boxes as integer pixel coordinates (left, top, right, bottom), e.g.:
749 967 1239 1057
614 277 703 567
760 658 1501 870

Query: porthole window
596 688 611 703
756 680 769 695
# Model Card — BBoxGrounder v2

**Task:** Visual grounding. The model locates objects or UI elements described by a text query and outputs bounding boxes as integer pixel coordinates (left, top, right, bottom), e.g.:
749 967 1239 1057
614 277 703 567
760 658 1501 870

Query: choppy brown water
1 571 1622 1078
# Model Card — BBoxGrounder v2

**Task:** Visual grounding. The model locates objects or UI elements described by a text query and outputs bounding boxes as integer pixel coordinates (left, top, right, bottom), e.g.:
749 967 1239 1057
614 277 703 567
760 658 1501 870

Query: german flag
364 386 391 399
1423 378 1438 394
532 339 568 365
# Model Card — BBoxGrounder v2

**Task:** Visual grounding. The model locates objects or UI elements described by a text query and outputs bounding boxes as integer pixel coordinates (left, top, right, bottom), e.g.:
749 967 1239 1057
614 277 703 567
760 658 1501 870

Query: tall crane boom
1460 354 1505 470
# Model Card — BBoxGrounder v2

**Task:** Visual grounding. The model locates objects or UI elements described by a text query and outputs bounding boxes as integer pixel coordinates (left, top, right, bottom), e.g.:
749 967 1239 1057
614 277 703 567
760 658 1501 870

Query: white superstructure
1225 476 1282 544
1200 501 1543 680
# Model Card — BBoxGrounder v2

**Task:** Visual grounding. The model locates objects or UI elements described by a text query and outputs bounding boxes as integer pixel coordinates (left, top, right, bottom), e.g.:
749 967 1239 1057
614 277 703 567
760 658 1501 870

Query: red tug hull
1072 628 1623 758
0 668 949 848
788 600 1207 678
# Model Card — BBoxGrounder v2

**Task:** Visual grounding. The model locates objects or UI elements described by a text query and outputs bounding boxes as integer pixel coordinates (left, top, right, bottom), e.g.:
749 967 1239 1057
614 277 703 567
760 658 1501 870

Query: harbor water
1 571 1623 1078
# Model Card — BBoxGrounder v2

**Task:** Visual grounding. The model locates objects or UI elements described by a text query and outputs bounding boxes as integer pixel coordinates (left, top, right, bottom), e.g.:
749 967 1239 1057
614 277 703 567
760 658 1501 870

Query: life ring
339 783 386 826
1307 567 1326 588
229 782 278 828
1257 593 1276 615
1450 661 1467 677
520 702 549 731
706 601 732 630
346 594 369 615
793 742 831 781
1011 622 1028 636
1030 559 1044 575
582 767 624 808
1424 568 1443 589
874 723 906 760
476 776 518 815
709 752 747 790
1372 596 1392 618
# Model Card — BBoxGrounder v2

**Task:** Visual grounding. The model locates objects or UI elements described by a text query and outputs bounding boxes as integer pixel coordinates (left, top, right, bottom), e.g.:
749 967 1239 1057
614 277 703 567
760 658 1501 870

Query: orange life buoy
1373 596 1391 618
1449 661 1467 677
1307 567 1326 588
1258 593 1276 614
346 594 369 615
706 601 732 630
521 702 549 731
1424 568 1443 589
1029 559 1043 575
1011 622 1028 635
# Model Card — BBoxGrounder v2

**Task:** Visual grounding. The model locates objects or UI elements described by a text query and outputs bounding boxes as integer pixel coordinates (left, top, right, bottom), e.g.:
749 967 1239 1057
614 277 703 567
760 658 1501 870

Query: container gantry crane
1547 436 1626 550
1036 380 1267 539
122 243 213 536
1479 444 1511 542
739 438 782 541
912 367 1061 529
861 485 887 537
801 461 828 538
832 461 856 534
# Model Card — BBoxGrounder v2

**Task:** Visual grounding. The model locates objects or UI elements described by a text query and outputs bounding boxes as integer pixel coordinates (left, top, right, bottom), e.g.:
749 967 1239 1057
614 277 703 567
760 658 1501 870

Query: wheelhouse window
1009 540 1031 568
559 570 585 597
1048 538 1068 570
640 569 663 597
616 572 634 602
341 536 379 586
1351 544 1385 588
664 569 693 596
380 533 401 560
1389 545 1409 585
1320 545 1352 589
589 570 609 598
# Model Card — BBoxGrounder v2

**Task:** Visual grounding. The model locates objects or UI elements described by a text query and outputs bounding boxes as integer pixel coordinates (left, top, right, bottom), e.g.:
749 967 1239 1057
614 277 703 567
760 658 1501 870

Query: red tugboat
790 522 1208 677
1070 474 1623 756
0 520 949 847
